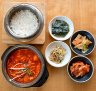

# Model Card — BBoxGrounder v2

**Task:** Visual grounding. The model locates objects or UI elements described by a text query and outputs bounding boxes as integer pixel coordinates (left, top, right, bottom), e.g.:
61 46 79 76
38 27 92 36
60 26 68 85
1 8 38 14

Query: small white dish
48 16 74 41
45 41 71 67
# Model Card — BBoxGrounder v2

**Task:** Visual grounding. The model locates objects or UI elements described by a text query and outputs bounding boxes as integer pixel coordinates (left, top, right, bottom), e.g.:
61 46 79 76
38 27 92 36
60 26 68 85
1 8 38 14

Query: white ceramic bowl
45 41 71 67
48 16 74 41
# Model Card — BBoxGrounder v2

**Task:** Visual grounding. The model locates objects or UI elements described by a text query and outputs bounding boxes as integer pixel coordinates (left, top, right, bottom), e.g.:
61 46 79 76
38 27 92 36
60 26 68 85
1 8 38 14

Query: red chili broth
6 48 41 83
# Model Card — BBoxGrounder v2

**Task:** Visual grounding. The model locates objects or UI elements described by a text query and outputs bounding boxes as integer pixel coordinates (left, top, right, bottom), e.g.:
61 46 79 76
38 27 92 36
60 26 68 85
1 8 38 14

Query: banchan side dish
1 45 49 88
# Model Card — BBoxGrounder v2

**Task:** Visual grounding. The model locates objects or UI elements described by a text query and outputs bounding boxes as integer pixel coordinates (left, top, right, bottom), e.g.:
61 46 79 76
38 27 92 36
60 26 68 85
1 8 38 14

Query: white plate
48 16 74 41
45 41 71 67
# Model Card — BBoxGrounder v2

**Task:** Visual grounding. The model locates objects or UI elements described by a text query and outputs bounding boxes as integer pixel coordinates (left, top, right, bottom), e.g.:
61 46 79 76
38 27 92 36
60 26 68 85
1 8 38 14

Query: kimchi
70 61 90 77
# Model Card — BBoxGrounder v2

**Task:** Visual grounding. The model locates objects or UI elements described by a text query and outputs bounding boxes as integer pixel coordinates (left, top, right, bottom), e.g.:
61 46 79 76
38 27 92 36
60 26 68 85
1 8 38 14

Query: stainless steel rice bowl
4 4 44 42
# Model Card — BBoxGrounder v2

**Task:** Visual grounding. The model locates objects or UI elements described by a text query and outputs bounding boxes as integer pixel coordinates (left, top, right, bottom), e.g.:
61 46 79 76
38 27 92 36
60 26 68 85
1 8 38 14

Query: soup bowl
1 44 48 88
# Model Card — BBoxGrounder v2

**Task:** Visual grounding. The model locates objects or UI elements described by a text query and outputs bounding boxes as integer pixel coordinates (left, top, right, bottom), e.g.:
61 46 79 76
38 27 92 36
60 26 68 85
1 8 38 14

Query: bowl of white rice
4 4 44 42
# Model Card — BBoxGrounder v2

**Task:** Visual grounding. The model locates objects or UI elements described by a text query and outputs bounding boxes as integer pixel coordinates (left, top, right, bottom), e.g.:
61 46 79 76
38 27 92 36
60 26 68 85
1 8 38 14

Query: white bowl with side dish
48 16 74 41
45 41 71 67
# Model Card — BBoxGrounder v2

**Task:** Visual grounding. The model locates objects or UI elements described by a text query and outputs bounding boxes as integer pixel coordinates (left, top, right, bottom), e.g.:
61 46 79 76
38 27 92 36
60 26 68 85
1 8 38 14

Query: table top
0 0 96 91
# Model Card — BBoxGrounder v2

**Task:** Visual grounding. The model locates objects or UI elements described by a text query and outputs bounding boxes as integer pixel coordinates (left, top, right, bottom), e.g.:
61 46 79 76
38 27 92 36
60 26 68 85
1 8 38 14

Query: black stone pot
1 44 49 88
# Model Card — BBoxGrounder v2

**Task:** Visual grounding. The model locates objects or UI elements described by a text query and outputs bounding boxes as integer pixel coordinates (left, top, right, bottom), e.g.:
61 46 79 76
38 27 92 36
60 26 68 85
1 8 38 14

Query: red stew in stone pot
6 48 41 83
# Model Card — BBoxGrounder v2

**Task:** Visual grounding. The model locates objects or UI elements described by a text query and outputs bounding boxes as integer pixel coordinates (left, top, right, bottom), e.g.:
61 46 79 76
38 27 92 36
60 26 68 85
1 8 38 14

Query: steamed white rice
10 10 39 37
